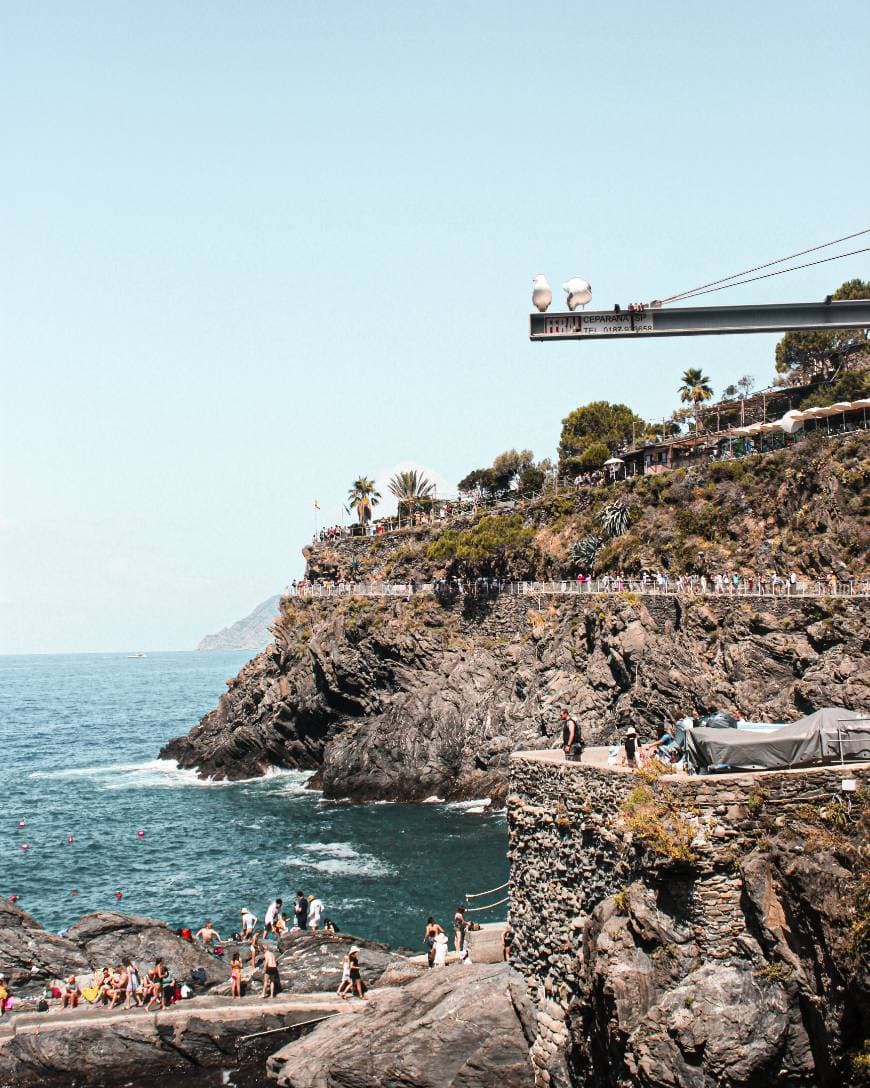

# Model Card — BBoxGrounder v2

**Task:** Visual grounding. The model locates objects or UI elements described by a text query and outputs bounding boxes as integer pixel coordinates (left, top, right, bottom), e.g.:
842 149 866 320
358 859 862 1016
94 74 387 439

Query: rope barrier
466 881 509 900
465 895 509 912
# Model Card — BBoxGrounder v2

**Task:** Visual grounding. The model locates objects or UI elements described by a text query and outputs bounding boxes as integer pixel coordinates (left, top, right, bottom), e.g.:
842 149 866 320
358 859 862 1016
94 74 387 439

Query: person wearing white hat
239 907 257 936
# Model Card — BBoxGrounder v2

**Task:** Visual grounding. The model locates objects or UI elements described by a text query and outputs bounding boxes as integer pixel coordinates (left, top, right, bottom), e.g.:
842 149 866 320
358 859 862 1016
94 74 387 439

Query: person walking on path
337 951 352 998
560 709 583 761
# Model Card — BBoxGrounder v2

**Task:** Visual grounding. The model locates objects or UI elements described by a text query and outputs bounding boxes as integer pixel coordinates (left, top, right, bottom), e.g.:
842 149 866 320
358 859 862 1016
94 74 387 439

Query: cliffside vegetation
308 430 869 586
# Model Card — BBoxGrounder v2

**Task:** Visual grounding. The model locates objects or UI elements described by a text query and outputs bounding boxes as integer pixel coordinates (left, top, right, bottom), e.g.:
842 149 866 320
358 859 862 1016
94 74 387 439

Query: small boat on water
126 652 146 659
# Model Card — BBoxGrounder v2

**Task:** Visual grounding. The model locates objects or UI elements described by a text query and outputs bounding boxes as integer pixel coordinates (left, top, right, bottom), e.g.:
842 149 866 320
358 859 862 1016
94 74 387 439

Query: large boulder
0 899 87 994
63 912 226 987
269 962 534 1088
273 930 404 993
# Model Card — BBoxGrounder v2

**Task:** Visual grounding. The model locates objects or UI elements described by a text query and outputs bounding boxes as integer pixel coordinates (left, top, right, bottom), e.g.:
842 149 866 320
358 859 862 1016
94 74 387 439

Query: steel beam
529 299 870 342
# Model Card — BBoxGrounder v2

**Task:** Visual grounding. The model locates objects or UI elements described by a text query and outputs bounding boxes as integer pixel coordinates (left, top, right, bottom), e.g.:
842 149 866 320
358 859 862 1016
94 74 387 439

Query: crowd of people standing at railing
287 571 868 599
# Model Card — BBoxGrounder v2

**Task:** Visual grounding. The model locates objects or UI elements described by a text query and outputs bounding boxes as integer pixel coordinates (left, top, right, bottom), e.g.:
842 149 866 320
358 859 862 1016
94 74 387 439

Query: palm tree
678 368 714 432
347 477 381 524
388 470 435 523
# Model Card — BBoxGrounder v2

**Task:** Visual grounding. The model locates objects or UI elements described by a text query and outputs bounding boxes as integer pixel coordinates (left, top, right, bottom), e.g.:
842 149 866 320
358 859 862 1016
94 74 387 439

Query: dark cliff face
568 820 869 1088
160 593 869 803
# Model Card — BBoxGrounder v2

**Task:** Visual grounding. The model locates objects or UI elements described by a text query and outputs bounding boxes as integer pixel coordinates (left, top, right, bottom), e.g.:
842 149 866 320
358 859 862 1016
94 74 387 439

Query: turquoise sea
0 652 508 951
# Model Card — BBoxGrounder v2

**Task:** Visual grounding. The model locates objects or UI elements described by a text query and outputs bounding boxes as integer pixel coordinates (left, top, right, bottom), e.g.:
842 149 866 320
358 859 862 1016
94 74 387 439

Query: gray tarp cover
686 707 870 771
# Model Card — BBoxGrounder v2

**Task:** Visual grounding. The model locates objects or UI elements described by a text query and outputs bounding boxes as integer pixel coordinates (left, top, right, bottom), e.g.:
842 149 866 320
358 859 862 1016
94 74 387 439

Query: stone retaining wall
507 754 869 1086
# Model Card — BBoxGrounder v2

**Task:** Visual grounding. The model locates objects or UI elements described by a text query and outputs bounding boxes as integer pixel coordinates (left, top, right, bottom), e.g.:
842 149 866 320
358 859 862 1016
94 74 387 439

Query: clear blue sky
2 1 868 653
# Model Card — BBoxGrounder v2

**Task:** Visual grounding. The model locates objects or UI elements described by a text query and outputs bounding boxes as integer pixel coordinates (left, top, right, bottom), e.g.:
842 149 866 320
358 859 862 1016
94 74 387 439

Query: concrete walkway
0 989 352 1041
513 745 870 783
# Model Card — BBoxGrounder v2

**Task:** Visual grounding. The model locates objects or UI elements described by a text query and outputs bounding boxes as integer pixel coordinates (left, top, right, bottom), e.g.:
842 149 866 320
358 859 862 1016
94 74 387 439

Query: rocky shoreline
0 899 531 1088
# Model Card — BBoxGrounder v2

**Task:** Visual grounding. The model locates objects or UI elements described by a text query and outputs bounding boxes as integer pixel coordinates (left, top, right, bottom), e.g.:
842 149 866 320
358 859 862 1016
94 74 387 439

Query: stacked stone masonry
507 754 869 1087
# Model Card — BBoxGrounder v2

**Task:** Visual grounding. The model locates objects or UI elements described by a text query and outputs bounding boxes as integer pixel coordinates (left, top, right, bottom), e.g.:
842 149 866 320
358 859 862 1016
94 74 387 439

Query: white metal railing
285 578 869 601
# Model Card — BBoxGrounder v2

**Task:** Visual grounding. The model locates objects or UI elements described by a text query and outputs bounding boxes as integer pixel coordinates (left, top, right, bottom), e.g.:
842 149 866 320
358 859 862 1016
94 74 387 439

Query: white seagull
563 277 592 311
531 274 552 313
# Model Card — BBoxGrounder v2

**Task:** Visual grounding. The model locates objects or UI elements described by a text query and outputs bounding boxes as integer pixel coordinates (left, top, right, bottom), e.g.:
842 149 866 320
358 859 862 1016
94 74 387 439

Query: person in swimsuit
249 929 262 974
423 918 443 968
261 946 279 998
453 906 469 953
195 921 222 948
146 959 169 1010
348 947 365 999
229 952 243 998
61 975 80 1009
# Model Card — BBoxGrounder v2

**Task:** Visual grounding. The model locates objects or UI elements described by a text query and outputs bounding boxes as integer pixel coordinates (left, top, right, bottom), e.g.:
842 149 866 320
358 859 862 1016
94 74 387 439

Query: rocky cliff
162 433 868 802
162 591 868 804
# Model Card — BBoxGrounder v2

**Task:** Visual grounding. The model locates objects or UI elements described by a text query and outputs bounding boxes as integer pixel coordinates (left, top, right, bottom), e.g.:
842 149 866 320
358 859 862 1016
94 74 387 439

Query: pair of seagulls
532 275 591 313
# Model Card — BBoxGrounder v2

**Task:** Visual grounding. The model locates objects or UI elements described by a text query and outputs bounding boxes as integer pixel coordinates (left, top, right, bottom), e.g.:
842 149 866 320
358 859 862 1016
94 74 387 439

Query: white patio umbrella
603 457 625 467
777 409 805 434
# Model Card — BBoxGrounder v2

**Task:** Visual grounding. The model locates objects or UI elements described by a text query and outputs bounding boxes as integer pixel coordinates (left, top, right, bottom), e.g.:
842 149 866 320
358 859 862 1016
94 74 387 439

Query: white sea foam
298 841 360 859
29 760 313 792
422 795 446 803
285 850 395 879
448 798 492 813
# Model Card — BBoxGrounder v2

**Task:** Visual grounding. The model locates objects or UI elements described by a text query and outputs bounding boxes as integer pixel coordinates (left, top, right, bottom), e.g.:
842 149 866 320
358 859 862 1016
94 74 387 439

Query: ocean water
0 652 508 951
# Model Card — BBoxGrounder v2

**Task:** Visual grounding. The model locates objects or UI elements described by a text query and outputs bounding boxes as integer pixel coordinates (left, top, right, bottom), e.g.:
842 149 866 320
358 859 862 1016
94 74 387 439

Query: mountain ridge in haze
196 594 281 652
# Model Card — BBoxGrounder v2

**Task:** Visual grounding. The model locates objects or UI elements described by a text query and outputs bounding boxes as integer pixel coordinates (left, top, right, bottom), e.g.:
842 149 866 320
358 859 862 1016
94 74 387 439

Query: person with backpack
560 709 583 762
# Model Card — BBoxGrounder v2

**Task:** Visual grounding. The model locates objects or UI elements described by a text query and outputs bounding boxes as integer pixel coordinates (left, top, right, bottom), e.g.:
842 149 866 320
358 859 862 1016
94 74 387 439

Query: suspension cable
661 247 870 304
658 227 870 305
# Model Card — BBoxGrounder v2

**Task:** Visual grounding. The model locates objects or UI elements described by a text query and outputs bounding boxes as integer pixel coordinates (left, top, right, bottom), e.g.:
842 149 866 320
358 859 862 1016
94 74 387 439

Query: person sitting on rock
145 958 170 1010
0 975 9 1016
644 723 676 764
62 975 80 1009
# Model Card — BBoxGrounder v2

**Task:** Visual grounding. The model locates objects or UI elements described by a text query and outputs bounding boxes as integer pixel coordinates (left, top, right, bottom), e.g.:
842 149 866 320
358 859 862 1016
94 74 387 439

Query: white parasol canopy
777 409 805 434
